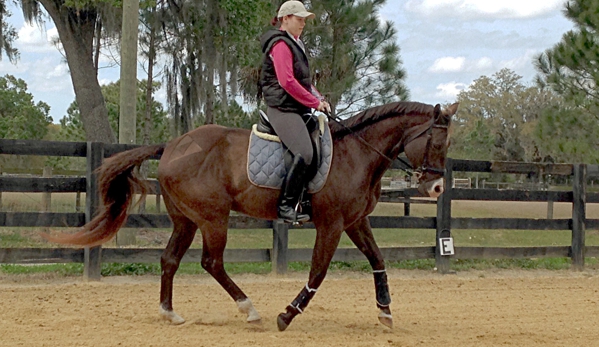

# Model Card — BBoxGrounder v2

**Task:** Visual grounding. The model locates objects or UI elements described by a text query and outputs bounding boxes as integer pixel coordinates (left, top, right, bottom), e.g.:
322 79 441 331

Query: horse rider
259 0 331 223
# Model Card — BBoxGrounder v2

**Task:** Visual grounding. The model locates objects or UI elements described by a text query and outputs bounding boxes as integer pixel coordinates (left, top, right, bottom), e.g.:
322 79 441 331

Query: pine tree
304 0 408 117
534 0 599 163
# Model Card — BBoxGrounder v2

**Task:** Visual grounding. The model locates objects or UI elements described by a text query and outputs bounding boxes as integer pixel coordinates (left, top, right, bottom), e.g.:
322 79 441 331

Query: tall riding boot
278 154 310 223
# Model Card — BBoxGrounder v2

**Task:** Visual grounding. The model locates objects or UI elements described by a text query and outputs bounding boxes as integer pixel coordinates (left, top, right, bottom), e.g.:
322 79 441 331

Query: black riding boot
278 154 310 223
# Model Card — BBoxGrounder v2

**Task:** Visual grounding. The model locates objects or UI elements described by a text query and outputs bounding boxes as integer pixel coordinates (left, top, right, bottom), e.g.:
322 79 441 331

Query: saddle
247 112 333 195
257 110 323 180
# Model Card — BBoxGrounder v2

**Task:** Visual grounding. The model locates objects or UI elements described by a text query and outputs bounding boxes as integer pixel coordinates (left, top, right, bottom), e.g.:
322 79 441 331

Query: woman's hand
317 101 331 114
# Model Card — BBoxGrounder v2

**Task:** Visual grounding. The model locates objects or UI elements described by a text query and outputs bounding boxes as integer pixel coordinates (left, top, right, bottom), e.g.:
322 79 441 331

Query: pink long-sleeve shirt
270 39 321 109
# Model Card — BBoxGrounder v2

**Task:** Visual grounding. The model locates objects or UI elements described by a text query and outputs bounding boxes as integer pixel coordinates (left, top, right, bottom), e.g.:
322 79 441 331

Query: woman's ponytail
270 16 280 26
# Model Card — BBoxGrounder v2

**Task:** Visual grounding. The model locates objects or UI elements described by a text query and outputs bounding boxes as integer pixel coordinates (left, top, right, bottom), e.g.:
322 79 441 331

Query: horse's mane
329 101 435 138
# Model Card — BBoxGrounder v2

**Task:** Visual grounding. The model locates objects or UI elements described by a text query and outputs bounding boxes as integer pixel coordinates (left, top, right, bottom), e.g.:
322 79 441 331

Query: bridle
398 116 449 181
323 110 449 181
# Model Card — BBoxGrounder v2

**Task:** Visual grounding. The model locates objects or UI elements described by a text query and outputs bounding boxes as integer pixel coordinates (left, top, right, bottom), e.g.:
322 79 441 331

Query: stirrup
278 206 310 224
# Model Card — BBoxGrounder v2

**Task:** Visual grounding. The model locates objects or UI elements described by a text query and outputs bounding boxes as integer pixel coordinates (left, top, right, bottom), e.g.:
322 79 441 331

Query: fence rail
1 139 598 279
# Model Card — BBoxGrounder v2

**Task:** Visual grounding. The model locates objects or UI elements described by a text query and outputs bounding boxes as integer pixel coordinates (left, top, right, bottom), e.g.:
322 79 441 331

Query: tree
159 0 271 135
0 0 122 143
452 69 560 162
0 2 19 62
303 0 408 117
0 74 51 139
534 104 599 163
57 80 170 144
535 0 599 109
0 74 52 170
211 100 258 129
534 0 599 164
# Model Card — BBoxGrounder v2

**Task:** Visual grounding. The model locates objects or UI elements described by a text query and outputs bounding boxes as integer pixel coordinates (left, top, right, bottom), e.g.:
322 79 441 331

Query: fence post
272 220 289 274
571 164 586 270
75 191 81 212
547 200 554 220
155 193 161 213
41 166 53 234
403 191 410 216
84 141 103 281
435 158 452 274
0 165 3 211
41 166 52 212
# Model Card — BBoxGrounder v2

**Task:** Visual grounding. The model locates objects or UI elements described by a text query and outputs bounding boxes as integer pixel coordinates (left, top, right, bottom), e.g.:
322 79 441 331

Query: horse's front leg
345 216 392 328
277 222 344 331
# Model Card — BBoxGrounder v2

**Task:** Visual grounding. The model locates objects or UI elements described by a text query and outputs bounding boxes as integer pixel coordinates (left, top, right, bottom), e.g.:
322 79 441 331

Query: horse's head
403 103 459 198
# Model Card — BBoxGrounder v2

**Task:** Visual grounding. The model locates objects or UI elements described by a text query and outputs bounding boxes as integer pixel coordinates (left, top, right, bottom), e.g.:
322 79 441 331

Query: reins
322 110 395 163
323 110 448 177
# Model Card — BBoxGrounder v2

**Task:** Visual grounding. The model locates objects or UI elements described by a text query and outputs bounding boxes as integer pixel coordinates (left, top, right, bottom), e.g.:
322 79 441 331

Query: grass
4 257 599 277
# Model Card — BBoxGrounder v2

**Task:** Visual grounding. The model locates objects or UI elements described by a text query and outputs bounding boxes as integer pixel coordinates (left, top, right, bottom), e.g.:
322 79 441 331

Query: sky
0 0 575 123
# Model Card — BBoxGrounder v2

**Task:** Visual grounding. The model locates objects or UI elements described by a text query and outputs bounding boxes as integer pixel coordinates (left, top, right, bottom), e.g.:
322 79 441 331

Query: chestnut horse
48 101 458 331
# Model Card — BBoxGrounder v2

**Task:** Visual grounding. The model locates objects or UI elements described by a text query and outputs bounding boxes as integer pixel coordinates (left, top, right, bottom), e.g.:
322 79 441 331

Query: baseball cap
277 1 315 19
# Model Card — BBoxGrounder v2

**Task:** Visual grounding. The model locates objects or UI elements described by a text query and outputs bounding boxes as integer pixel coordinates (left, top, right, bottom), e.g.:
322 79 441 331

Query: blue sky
0 0 574 123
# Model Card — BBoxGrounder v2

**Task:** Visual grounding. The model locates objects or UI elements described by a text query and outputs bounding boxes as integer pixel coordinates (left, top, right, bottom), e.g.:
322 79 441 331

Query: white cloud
405 0 566 20
434 81 467 101
0 60 29 75
16 23 60 53
26 56 71 93
499 49 539 71
429 56 466 73
98 78 115 86
474 57 493 70
428 56 496 73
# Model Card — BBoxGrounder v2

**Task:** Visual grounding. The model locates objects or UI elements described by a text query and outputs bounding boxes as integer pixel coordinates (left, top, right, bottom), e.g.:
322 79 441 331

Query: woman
259 0 330 223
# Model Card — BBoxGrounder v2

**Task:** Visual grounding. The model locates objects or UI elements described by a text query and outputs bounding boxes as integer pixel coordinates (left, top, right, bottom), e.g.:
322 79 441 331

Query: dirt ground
1 269 599 347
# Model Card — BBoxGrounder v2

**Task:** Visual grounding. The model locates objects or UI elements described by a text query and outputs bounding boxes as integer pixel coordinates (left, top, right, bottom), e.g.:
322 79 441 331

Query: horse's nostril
434 185 444 194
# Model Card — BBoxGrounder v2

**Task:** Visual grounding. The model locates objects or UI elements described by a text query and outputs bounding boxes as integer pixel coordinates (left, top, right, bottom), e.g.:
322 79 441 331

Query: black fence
1 139 598 280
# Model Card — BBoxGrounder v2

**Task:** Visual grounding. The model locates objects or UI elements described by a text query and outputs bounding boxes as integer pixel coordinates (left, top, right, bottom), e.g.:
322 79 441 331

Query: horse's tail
44 144 166 247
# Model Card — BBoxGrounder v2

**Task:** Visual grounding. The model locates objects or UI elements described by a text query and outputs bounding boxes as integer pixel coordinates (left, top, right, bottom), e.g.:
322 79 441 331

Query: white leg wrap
236 298 261 323
159 306 186 325
305 284 317 293
378 309 392 320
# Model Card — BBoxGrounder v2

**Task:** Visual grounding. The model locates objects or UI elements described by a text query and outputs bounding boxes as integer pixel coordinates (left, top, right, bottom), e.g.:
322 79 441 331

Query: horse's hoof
378 310 393 329
277 312 293 331
159 307 186 325
237 298 262 324
247 318 262 325
277 315 289 331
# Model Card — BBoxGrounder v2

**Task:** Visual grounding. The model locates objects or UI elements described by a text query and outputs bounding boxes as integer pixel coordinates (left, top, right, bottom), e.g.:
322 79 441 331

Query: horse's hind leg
199 218 261 324
345 216 393 328
159 210 197 325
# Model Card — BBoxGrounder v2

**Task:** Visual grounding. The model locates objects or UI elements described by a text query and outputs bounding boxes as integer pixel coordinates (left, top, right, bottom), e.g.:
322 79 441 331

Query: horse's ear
445 102 459 116
433 104 441 118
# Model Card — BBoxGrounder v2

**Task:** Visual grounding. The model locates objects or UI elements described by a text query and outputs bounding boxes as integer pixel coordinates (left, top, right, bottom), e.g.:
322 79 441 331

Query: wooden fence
1 139 598 280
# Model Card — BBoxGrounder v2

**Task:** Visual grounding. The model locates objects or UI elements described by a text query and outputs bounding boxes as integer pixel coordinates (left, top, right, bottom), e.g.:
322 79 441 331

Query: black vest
260 29 312 114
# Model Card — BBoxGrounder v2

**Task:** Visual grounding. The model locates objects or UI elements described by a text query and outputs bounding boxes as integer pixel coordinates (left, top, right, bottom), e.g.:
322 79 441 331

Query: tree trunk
119 0 139 145
203 0 217 125
39 0 115 143
218 9 228 120
139 8 157 215
229 62 238 97
117 0 140 245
